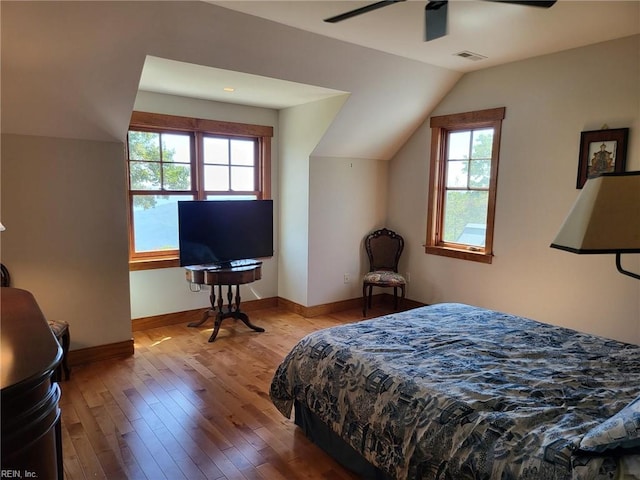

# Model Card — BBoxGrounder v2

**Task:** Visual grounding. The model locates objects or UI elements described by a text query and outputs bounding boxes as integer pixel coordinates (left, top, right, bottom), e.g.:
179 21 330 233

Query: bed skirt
294 400 392 480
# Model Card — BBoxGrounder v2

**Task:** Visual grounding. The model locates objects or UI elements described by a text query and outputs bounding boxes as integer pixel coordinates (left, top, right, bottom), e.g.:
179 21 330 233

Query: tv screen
178 200 273 267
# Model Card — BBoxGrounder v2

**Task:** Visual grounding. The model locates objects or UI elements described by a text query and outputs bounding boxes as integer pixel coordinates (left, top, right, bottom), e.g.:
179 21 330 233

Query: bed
269 303 640 480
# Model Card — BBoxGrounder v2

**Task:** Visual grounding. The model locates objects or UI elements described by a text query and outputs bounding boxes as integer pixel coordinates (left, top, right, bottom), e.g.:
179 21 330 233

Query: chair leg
393 287 398 310
362 283 368 316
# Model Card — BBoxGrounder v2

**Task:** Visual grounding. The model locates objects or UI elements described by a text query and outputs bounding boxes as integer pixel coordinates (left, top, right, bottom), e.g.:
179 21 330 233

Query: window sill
425 245 493 264
129 257 180 271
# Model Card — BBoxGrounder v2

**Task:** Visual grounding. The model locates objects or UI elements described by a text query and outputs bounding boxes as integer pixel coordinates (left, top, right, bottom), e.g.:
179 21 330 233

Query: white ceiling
4 1 637 160
213 0 639 72
139 0 640 109
139 56 349 109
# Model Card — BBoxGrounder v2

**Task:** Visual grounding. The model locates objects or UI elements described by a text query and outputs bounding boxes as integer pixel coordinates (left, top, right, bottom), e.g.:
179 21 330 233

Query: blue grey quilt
270 303 640 479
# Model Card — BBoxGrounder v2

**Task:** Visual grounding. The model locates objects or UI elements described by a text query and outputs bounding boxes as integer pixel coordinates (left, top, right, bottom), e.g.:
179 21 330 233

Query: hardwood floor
59 304 399 479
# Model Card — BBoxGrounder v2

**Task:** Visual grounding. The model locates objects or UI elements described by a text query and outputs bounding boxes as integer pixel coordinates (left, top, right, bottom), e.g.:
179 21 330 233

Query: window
425 107 505 263
127 112 273 270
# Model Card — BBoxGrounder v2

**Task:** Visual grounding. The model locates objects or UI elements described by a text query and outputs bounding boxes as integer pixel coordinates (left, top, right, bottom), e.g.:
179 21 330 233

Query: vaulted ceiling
142 1 640 111
213 0 640 72
2 1 638 161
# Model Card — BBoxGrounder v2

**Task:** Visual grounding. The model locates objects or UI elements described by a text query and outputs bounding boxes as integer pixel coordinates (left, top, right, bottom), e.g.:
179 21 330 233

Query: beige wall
2 1 637 352
389 35 640 343
308 156 388 306
1 134 132 350
277 96 348 306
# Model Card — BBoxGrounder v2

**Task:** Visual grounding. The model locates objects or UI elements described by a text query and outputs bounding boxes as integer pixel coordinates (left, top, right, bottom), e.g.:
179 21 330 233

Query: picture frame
576 128 628 188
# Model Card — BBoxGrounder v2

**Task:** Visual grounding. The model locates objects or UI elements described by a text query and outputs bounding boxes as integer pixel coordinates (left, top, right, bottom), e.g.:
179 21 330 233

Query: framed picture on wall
577 128 628 188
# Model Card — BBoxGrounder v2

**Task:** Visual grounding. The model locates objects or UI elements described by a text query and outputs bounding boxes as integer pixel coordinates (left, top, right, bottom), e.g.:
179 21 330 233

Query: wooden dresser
1 288 63 479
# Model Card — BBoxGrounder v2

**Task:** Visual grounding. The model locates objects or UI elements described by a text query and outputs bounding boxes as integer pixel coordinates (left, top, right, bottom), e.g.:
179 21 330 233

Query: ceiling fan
324 0 557 42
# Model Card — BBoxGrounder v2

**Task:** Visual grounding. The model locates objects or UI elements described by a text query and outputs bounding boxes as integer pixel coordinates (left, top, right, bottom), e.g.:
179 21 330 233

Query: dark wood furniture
1 287 63 479
48 319 71 381
362 228 407 315
0 264 70 381
185 261 265 342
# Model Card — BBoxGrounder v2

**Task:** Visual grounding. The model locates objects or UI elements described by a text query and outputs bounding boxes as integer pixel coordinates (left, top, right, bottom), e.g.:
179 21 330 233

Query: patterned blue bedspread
269 303 640 479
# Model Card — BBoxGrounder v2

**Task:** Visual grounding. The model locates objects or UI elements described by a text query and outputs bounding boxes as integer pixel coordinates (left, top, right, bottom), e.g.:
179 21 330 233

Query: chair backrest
364 228 404 272
1 263 10 288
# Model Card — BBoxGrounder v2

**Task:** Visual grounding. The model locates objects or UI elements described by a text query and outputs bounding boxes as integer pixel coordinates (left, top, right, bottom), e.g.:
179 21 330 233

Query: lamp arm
615 253 640 280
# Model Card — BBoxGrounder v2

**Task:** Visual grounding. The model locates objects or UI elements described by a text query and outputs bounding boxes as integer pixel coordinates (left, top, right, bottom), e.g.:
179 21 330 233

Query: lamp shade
0 223 5 232
550 172 640 254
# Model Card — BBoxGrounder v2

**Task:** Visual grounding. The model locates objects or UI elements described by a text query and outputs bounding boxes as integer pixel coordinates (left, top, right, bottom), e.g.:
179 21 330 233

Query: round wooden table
185 262 265 342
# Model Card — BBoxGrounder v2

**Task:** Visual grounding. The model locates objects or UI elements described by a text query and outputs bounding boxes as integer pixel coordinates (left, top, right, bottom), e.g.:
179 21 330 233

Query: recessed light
223 87 235 92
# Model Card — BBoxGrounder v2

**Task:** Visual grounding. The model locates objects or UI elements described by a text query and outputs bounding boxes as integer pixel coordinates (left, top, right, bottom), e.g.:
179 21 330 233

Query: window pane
162 164 191 191
230 139 255 166
443 190 488 246
132 195 192 252
471 129 494 159
230 166 255 191
469 160 491 189
448 131 470 160
130 161 161 190
161 133 191 164
204 165 230 190
128 131 160 161
446 160 468 188
204 137 229 165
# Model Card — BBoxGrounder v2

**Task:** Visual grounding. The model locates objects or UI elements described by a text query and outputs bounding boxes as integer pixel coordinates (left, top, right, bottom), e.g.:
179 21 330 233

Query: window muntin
426 107 505 263
126 112 273 270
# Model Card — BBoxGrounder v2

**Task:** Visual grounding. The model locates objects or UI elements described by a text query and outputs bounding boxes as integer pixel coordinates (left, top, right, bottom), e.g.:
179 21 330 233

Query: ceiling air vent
454 51 487 61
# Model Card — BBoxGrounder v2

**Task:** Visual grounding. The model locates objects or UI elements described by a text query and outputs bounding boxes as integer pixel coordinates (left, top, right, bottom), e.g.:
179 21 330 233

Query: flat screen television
178 200 273 267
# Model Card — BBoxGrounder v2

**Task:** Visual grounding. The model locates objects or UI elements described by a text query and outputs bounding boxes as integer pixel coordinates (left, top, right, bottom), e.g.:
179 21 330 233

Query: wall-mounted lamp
550 171 640 280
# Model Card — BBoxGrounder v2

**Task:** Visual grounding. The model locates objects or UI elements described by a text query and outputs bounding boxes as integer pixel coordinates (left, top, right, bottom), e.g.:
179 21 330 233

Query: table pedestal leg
208 284 265 342
187 287 216 327
185 284 265 342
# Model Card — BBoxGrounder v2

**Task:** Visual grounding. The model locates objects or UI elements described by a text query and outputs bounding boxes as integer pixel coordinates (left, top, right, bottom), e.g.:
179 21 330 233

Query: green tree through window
128 131 191 209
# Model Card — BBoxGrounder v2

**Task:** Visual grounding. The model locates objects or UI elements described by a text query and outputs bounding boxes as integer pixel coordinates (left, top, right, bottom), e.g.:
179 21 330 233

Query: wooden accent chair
362 228 407 316
1 264 10 288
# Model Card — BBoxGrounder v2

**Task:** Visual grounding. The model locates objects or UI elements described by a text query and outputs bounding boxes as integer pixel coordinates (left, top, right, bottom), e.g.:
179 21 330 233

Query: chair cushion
48 320 69 338
363 270 406 287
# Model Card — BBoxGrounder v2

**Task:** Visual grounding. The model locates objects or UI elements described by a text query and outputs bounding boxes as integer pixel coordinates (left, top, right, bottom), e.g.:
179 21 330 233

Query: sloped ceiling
2 1 638 161
0 1 457 161
213 1 640 72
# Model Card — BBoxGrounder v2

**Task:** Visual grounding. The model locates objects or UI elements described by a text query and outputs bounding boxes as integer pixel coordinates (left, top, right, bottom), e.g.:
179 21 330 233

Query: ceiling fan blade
425 1 448 42
487 0 557 7
324 0 405 23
